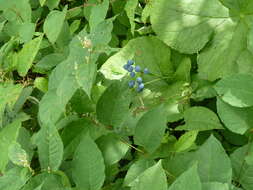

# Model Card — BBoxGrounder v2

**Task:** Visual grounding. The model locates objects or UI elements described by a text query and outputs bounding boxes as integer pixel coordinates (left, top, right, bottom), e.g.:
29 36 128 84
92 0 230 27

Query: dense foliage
0 0 253 189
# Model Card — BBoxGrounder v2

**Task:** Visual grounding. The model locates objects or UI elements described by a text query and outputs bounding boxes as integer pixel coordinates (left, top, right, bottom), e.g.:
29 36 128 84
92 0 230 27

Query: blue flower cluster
123 60 149 92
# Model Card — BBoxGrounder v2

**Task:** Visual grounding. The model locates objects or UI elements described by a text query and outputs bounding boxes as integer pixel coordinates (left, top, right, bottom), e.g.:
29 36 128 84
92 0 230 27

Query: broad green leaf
100 36 173 80
125 0 138 35
75 62 97 98
236 50 253 74
219 0 253 13
0 167 31 190
34 53 66 74
0 0 32 22
217 98 253 134
150 0 252 81
202 182 229 190
34 77 48 93
168 164 201 190
34 124 63 171
177 106 223 131
124 159 155 187
45 0 60 10
8 142 29 167
0 21 5 32
150 0 229 54
13 86 33 114
96 133 129 165
72 134 105 190
173 130 198 152
0 83 23 126
39 19 114 124
163 136 232 184
142 0 152 24
130 161 167 190
17 127 33 162
173 58 191 82
43 6 67 44
39 0 47 6
215 74 253 107
18 22 35 43
22 172 71 190
198 21 247 81
89 0 109 30
0 120 21 173
17 34 43 76
134 105 167 153
70 20 81 35
96 81 132 128
61 118 108 159
230 144 253 190
194 135 232 183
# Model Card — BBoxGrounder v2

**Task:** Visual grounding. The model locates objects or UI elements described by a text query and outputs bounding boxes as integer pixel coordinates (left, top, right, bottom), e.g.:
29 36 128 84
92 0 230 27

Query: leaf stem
144 76 172 85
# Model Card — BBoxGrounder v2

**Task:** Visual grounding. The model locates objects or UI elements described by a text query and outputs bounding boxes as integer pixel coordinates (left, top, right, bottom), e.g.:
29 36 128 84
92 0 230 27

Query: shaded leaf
17 34 43 76
130 161 167 190
134 105 167 153
72 134 105 190
34 124 63 171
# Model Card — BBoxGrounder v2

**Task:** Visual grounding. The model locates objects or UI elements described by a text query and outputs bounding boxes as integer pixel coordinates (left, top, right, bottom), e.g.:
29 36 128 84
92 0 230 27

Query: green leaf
168 164 201 190
100 36 173 80
72 134 105 190
130 161 167 190
150 0 252 81
230 144 253 190
163 136 232 183
34 53 66 74
34 77 48 93
18 22 35 43
61 118 108 159
124 159 155 187
39 0 46 6
8 142 29 167
39 19 114 124
173 130 198 152
0 167 31 190
177 106 223 131
0 120 21 173
217 98 253 134
0 83 23 126
96 133 129 165
96 81 132 128
215 74 253 107
194 135 232 183
45 0 60 10
75 62 97 98
89 0 109 30
134 105 167 153
150 0 229 54
43 6 67 44
202 182 229 190
17 34 43 76
34 124 63 171
125 0 138 35
197 21 247 81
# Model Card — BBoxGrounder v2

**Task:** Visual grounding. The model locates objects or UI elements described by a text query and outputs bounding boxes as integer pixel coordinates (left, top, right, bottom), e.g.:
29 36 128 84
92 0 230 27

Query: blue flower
135 65 141 72
123 64 129 71
128 80 135 88
143 68 149 74
130 72 135 77
127 66 134 72
127 60 134 66
137 83 144 92
136 77 142 84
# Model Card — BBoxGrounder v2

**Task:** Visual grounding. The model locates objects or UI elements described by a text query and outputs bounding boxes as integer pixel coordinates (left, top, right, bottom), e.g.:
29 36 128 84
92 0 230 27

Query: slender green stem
144 76 172 85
